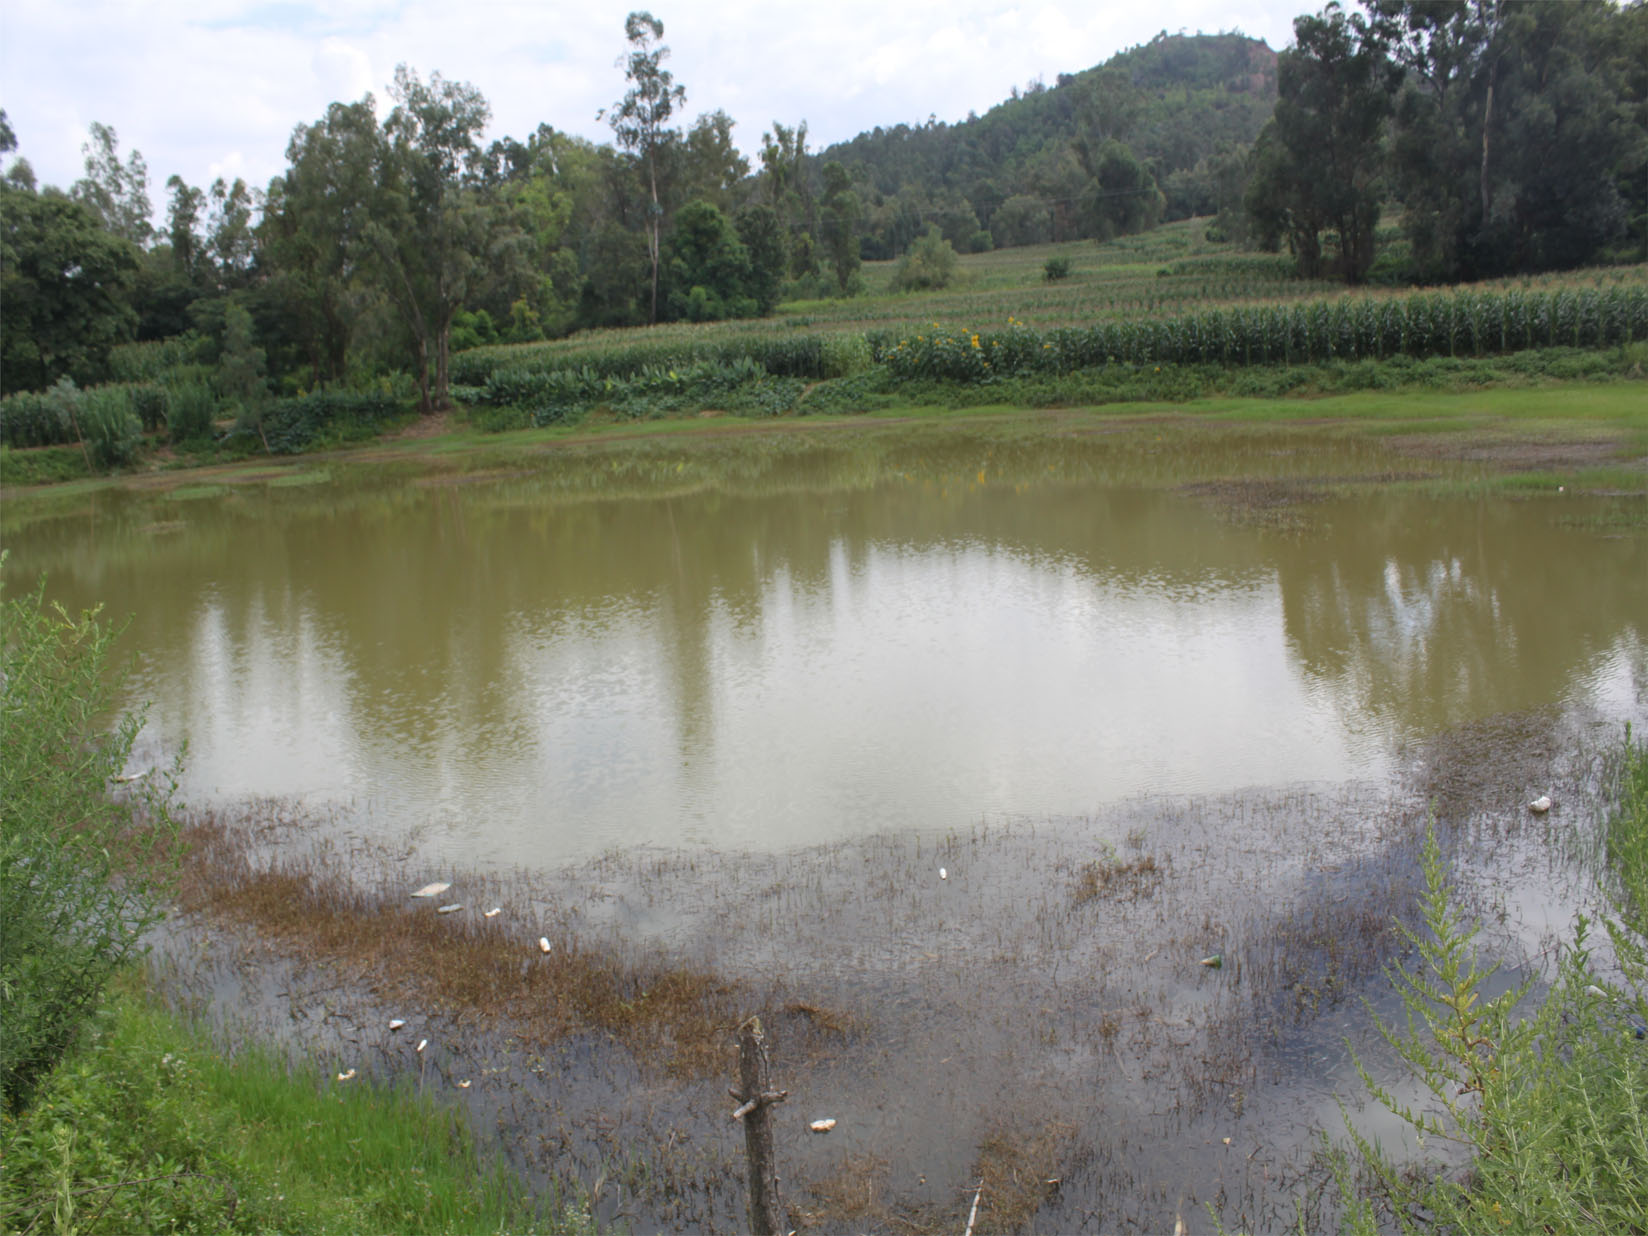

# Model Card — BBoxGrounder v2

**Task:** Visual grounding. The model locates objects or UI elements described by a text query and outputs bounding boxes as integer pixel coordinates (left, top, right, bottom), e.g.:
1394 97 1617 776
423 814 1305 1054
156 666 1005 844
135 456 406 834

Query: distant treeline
1 3 1643 417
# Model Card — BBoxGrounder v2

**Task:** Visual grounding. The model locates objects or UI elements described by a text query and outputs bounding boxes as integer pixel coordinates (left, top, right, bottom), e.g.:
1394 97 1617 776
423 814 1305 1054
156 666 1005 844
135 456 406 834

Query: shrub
1043 257 1072 282
1332 804 1648 1233
0 571 179 1112
253 391 401 454
0 389 74 448
891 227 958 292
128 383 169 434
167 381 220 443
78 385 143 470
821 333 873 379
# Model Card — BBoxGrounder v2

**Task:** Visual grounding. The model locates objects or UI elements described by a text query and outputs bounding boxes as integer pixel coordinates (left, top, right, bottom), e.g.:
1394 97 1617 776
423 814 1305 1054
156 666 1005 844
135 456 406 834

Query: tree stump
730 1015 788 1235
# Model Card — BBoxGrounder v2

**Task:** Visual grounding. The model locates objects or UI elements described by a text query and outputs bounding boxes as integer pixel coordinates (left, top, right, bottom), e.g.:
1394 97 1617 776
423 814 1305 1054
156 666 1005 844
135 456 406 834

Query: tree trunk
434 324 451 412
413 333 431 413
1479 57 1497 225
647 155 661 325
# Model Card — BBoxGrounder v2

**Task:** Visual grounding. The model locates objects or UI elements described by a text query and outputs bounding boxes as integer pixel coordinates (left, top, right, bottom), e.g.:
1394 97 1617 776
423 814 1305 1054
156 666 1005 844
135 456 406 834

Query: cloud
0 0 1302 208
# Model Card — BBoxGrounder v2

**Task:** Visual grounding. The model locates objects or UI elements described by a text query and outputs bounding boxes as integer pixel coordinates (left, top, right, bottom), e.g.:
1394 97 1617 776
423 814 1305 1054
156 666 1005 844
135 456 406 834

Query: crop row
457 286 1648 404
882 287 1648 381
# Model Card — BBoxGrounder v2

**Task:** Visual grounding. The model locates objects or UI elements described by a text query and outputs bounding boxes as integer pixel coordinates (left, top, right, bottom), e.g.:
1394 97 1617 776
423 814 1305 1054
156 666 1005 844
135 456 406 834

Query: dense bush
890 227 959 293
105 335 206 385
252 391 401 454
167 381 220 443
79 385 143 470
0 386 75 448
0 574 178 1112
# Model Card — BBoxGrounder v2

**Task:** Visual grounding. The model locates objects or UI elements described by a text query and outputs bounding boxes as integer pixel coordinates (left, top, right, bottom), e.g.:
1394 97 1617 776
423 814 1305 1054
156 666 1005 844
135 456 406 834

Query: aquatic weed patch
177 810 745 1081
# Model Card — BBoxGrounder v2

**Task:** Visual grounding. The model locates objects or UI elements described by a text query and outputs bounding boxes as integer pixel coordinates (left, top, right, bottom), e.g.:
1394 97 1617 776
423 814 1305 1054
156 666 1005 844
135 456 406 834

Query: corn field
449 285 1648 406
880 287 1648 383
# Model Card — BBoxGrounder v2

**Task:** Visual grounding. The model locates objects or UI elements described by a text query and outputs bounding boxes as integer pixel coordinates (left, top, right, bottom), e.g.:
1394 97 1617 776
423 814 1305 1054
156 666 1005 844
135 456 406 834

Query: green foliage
78 385 142 470
829 32 1275 256
456 331 829 390
0 981 582 1235
1043 257 1072 282
0 573 179 1112
247 390 402 454
734 203 787 315
0 445 89 486
820 161 862 294
1606 725 1648 939
1245 6 1393 283
1082 139 1164 241
1371 0 1645 280
0 386 76 449
665 199 757 322
105 335 206 385
0 183 139 395
891 227 959 293
1333 786 1648 1233
124 383 168 434
166 381 219 444
821 332 873 379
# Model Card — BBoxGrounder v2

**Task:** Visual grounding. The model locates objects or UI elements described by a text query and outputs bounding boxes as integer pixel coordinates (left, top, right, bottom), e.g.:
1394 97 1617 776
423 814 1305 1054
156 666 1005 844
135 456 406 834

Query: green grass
0 444 92 487
1607 727 1648 938
0 977 583 1235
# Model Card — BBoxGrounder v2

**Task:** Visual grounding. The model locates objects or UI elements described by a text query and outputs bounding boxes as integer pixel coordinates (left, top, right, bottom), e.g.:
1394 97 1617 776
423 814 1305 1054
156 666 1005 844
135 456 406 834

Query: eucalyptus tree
1245 5 1395 281
819 161 861 292
71 123 152 247
165 174 204 281
603 11 685 324
259 97 381 387
370 66 525 410
206 177 257 290
1368 0 1642 277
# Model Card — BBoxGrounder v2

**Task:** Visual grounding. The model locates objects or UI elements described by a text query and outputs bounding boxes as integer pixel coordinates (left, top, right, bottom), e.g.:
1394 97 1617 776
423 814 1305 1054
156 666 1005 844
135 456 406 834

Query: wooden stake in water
730 1016 788 1236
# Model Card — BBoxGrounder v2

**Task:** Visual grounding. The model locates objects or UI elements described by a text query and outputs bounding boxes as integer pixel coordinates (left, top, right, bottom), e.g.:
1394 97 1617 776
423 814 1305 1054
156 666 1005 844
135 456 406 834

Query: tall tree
1245 5 1395 281
664 199 752 320
680 110 749 214
1369 0 1642 277
165 174 205 281
206 177 257 290
0 183 139 393
819 161 861 293
603 11 685 324
71 123 152 247
369 66 521 411
259 97 381 387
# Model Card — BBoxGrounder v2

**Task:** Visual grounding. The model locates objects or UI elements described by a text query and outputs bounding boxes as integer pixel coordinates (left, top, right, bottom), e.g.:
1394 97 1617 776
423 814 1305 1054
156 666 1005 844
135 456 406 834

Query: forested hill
822 32 1277 258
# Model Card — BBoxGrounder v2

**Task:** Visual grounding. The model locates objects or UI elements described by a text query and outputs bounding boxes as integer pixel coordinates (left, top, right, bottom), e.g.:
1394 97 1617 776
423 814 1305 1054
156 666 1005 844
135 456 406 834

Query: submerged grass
0 975 574 1236
178 810 744 1080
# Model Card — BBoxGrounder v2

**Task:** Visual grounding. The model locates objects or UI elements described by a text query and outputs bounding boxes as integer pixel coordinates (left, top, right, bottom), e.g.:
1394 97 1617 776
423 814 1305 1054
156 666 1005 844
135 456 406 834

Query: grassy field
462 218 1648 366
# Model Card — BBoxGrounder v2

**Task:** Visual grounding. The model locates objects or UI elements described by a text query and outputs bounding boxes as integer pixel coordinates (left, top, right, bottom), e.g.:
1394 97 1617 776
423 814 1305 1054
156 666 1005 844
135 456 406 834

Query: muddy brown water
9 423 1648 1231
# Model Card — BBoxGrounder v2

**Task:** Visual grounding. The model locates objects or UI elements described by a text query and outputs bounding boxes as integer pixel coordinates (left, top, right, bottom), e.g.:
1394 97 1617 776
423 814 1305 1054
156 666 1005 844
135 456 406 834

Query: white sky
1 0 1303 204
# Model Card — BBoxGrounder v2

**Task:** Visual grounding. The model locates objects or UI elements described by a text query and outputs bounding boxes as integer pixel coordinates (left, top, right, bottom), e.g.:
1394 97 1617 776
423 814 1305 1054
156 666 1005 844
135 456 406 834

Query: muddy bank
144 706 1633 1233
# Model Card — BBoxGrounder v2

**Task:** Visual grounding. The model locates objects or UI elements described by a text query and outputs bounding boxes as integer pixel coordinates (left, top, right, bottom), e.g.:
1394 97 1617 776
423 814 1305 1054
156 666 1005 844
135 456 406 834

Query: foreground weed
1327 807 1648 1233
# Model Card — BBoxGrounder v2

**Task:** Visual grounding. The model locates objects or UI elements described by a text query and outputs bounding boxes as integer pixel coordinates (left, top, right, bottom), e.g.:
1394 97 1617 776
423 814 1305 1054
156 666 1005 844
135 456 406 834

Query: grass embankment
0 976 575 1236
